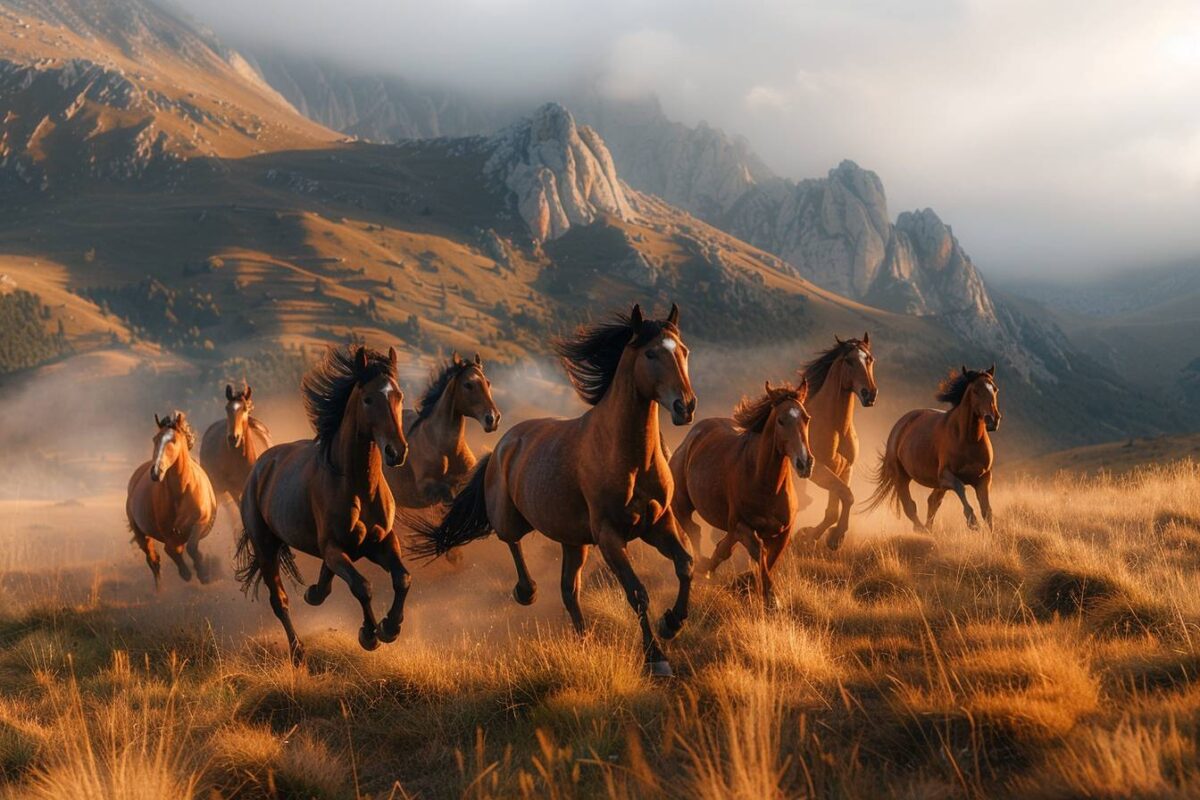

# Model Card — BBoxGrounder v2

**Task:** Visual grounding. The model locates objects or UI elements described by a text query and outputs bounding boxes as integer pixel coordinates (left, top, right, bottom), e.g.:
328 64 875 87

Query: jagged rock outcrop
483 103 632 242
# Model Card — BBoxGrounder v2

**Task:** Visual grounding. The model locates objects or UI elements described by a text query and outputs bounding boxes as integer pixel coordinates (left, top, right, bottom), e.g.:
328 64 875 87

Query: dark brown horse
669 381 813 609
413 304 697 676
386 352 500 508
798 334 878 550
200 383 271 515
126 412 218 588
866 365 1001 530
236 346 410 665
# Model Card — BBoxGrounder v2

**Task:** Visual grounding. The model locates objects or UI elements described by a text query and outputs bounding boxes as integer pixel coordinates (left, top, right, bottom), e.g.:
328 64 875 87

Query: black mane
935 368 985 406
303 346 396 465
555 313 675 405
800 339 864 395
733 384 806 433
411 358 476 431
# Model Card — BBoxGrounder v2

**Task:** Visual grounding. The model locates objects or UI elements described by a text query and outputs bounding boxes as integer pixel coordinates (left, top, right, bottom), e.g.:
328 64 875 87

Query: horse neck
163 445 195 494
332 401 384 493
590 353 659 468
947 400 987 442
746 421 789 494
416 384 467 455
809 363 854 433
236 417 257 460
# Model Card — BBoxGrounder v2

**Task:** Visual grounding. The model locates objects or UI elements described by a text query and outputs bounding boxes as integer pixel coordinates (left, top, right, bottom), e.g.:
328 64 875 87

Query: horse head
451 352 502 433
224 383 253 448
150 411 193 482
630 303 696 425
965 364 1001 431
354 346 409 467
839 332 878 407
767 380 814 478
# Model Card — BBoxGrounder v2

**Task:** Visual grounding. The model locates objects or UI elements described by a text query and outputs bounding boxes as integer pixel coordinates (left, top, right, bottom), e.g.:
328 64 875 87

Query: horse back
494 417 589 541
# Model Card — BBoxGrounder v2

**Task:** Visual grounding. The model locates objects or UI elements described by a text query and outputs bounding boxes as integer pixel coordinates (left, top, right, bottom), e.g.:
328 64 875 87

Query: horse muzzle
383 443 408 468
794 455 814 479
860 389 878 408
984 414 1000 432
150 465 162 482
483 411 501 433
227 434 242 448
670 397 696 426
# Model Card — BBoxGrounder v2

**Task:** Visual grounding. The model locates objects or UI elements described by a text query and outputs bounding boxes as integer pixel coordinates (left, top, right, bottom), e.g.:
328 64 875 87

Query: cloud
175 0 1200 278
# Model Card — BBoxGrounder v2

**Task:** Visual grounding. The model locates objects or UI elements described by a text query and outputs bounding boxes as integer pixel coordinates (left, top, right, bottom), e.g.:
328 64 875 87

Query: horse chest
620 470 669 528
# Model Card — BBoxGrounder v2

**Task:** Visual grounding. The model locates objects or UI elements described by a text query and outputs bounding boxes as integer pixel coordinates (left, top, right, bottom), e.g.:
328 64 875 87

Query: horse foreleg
733 523 774 609
975 473 994 528
322 546 379 651
895 476 927 532
304 564 335 606
507 540 538 605
596 527 670 676
133 530 161 591
703 530 736 576
559 543 589 634
925 489 947 530
939 469 979 529
642 516 694 641
185 531 212 584
366 532 411 644
166 544 193 582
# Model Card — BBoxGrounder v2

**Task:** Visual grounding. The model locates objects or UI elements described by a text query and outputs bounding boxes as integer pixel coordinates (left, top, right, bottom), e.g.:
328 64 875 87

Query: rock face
483 103 632 242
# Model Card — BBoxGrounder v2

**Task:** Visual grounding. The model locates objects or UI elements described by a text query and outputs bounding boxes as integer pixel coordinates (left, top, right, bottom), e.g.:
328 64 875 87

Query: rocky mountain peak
484 103 632 242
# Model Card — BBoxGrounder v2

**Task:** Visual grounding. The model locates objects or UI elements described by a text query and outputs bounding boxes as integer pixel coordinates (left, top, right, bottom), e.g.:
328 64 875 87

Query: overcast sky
177 0 1200 280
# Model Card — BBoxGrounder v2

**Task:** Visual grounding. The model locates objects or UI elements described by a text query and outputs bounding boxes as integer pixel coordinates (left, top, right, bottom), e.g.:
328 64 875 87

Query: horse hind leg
559 543 589 634
896 477 927 533
925 489 947 531
242 500 305 665
642 515 694 641
365 532 412 644
304 564 335 606
507 540 538 605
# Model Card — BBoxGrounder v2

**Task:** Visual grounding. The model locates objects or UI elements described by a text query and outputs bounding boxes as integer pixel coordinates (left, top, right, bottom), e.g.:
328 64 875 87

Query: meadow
2 463 1200 799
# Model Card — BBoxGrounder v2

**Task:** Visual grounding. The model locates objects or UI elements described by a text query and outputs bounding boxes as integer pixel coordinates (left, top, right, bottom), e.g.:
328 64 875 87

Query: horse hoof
377 619 401 644
513 583 537 606
358 627 380 652
657 610 684 641
645 660 674 678
290 643 306 667
764 595 781 613
825 535 844 552
304 585 329 606
966 518 980 531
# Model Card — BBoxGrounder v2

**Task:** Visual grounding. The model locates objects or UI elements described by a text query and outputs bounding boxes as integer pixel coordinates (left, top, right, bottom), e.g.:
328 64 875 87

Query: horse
235 346 410 665
412 304 697 677
125 411 218 589
797 334 878 550
669 380 814 609
386 352 500 508
200 383 271 517
865 365 1001 531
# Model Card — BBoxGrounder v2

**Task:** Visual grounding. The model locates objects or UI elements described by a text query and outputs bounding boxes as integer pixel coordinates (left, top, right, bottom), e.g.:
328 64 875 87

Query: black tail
408 453 494 561
862 448 901 515
234 497 302 599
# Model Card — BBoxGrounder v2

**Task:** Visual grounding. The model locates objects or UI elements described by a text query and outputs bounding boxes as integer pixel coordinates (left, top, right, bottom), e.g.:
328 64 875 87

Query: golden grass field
3 461 1200 799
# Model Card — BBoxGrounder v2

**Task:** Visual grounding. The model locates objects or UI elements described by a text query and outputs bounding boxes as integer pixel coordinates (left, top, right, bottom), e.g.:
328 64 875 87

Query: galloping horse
387 352 500 507
413 304 697 676
798 334 878 550
866 365 1001 531
236 346 410 665
669 381 814 609
200 383 271 514
126 412 218 588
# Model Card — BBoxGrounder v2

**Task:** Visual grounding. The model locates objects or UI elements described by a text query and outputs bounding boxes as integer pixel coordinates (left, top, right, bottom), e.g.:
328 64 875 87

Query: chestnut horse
669 381 813 608
236 346 410 665
798 334 878 550
200 383 271 514
387 352 500 507
126 412 218 588
412 304 697 676
865 365 1001 531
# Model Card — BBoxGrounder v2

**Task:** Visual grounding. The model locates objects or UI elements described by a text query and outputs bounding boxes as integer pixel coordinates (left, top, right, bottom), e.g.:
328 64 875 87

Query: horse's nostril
686 398 697 414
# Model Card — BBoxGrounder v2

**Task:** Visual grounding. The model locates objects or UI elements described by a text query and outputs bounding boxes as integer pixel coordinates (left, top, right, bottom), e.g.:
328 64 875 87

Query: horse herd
124 303 1002 675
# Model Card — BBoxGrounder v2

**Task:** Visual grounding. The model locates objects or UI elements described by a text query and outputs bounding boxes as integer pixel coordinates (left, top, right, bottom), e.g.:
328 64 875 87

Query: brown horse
236 346 410 665
125 411 218 588
200 383 271 515
798 334 878 550
669 381 813 609
412 304 697 676
866 365 1001 531
387 352 500 508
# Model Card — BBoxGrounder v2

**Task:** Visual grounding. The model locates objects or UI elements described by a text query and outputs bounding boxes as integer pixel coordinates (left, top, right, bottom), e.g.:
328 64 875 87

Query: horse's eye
645 349 658 360
466 383 476 392
364 396 373 405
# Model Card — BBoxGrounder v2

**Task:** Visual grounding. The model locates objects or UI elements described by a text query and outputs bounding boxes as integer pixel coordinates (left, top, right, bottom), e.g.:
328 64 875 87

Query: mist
168 0 1200 281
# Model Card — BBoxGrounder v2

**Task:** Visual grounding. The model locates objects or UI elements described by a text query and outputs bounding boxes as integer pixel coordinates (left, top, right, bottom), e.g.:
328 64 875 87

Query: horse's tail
233 465 301 599
862 447 902 515
407 453 494 561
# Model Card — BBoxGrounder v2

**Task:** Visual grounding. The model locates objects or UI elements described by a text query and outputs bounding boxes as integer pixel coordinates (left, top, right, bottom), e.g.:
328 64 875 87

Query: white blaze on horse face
155 429 175 467
661 336 677 354
229 402 242 413
788 407 801 419
855 348 868 367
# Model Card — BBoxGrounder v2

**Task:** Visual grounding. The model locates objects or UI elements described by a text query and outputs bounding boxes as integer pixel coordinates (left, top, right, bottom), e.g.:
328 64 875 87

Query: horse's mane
800 339 864 395
160 411 196 450
411 358 476 432
303 346 396 465
247 416 271 440
935 368 985 406
733 383 806 433
555 313 674 406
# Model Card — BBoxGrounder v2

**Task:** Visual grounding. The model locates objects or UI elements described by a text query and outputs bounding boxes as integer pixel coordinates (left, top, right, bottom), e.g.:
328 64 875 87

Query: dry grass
3 462 1200 797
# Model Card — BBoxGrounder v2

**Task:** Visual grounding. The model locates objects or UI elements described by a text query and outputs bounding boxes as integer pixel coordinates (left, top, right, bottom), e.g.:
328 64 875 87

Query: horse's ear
667 303 679 327
986 363 996 377
154 413 164 428
243 384 252 400
835 334 844 345
764 380 772 394
629 304 644 333
388 347 398 370
354 346 368 372
474 352 482 366
798 379 809 403
225 384 234 401
452 350 461 365
862 331 870 348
